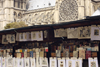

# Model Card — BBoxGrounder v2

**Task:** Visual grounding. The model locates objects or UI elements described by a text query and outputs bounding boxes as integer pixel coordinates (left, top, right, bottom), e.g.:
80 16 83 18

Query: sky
28 0 56 10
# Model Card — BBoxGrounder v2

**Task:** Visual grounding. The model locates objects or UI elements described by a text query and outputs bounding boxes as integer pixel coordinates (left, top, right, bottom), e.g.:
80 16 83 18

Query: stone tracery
59 0 78 21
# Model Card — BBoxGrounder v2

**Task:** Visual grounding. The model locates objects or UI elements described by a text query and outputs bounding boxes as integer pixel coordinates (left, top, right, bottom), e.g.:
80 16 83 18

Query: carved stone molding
23 10 54 25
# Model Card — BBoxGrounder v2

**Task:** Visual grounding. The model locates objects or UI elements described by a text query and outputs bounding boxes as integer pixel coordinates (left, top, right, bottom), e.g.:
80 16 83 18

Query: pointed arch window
18 0 20 8
14 0 15 7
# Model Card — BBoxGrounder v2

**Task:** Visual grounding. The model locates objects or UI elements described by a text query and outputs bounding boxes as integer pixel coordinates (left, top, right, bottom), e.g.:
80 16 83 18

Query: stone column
90 2 95 15
23 2 26 10
85 0 91 16
54 0 61 23
78 0 85 19
10 0 14 7
5 9 9 20
10 9 14 22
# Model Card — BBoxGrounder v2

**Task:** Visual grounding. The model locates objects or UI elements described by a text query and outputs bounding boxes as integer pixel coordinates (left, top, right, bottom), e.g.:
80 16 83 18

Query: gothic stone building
0 0 100 30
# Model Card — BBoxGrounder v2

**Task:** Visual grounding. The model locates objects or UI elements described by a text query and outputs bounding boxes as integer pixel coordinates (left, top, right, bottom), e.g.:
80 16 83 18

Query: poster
49 57 57 67
88 58 98 67
30 58 36 67
27 32 31 41
15 58 18 67
23 32 27 41
66 58 72 67
54 28 67 37
31 31 37 41
36 31 43 41
16 33 19 41
36 57 40 67
67 28 79 38
9 34 15 43
6 34 11 42
78 26 91 39
2 35 8 44
19 33 24 41
2 57 6 67
18 58 24 67
0 57 2 67
58 58 65 67
40 57 48 67
91 26 100 40
25 58 29 67
7 57 13 67
74 58 82 67
13 58 15 67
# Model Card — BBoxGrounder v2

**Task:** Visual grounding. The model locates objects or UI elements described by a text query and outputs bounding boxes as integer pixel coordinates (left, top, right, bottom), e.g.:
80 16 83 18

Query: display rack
0 15 100 67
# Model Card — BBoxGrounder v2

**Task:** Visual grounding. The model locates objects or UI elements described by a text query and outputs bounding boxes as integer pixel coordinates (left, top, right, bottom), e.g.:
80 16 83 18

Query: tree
4 21 28 29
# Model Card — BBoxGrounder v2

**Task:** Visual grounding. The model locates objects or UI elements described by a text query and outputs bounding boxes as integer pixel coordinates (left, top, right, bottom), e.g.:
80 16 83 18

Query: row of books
0 47 98 59
55 47 98 59
0 48 48 57
51 43 99 52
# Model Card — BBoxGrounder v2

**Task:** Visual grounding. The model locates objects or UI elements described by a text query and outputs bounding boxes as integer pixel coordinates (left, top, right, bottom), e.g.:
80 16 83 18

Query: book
73 51 78 57
63 49 69 57
27 52 30 57
56 50 61 58
40 51 44 57
30 51 33 57
86 51 91 59
21 53 24 58
79 49 85 59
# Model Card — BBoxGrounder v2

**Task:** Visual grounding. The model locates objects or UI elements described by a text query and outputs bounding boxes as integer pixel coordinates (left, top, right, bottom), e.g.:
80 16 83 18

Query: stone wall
23 6 55 25
0 0 100 30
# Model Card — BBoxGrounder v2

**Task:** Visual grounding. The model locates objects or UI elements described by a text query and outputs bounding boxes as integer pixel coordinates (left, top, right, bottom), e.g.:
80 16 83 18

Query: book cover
79 49 85 59
30 51 33 57
21 53 24 58
56 50 61 58
86 51 91 59
27 53 30 57
24 51 27 58
73 51 78 57
40 51 44 57
63 49 69 57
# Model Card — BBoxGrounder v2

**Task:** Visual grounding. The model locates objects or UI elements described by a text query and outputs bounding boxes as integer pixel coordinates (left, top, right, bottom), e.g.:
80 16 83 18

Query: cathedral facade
0 0 100 30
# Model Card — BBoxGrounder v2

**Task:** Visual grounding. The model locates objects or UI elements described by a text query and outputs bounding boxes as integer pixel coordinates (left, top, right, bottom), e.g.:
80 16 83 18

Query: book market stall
0 16 100 67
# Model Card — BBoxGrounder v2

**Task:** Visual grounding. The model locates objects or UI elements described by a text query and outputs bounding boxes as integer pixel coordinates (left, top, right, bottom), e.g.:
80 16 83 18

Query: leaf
4 21 28 29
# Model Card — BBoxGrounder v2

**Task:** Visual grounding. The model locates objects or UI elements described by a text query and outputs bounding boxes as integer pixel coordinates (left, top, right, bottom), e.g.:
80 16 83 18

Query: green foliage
4 21 28 29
